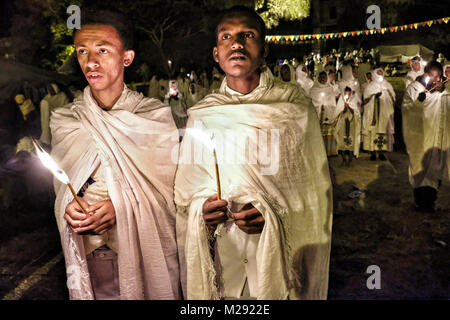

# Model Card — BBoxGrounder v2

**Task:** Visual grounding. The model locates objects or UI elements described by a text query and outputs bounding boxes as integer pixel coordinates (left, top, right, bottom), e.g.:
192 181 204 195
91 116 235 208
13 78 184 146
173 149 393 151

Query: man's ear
213 47 219 63
124 50 135 67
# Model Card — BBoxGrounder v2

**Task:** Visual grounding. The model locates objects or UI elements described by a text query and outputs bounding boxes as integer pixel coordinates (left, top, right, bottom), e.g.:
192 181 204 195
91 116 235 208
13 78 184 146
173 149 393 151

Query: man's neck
91 83 124 110
226 71 261 95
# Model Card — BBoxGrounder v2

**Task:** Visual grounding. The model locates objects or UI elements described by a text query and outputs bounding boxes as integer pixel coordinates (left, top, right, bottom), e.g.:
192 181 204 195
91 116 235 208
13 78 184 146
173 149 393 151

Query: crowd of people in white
11 47 449 215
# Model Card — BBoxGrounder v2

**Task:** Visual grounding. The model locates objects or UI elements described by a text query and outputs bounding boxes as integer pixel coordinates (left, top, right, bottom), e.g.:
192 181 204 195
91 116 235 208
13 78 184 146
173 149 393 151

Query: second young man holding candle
174 6 333 300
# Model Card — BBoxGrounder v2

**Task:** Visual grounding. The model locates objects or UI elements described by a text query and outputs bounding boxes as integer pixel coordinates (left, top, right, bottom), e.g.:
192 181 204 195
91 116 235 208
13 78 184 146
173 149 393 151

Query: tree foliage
255 0 310 28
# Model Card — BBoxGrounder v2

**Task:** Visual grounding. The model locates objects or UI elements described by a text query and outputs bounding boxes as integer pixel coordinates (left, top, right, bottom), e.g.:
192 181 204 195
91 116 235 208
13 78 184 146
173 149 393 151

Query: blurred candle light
31 137 90 216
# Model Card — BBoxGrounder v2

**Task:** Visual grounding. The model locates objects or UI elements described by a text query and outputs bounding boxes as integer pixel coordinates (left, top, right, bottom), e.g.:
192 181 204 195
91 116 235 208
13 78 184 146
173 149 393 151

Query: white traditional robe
310 82 337 122
50 85 181 300
334 92 362 157
280 63 297 85
338 64 361 98
39 90 69 144
174 69 333 300
402 80 450 189
404 60 424 89
295 64 314 97
362 69 396 152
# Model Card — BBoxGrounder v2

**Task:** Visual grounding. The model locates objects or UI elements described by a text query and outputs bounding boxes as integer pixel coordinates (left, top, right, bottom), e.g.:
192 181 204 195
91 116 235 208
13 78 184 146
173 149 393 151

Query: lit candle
31 137 90 216
185 129 222 200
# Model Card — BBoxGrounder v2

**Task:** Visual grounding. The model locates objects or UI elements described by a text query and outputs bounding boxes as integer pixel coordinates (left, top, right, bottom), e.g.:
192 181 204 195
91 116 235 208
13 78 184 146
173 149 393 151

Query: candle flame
31 137 70 184
320 92 325 97
425 76 430 85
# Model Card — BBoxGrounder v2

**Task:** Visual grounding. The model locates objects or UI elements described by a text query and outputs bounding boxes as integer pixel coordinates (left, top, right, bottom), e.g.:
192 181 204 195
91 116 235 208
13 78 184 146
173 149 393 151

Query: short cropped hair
424 60 443 74
75 8 134 50
215 5 266 44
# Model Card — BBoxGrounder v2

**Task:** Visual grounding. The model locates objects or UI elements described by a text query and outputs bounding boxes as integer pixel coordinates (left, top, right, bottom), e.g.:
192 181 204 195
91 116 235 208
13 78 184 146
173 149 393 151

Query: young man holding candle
402 61 448 213
174 6 333 300
50 9 181 300
362 68 396 161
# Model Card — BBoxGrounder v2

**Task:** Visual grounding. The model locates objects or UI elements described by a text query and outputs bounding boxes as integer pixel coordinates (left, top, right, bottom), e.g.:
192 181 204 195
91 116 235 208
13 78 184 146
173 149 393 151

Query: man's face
318 73 327 84
280 65 291 82
328 73 335 82
367 73 372 81
213 15 265 79
445 66 450 78
412 61 421 72
426 68 442 85
74 25 134 92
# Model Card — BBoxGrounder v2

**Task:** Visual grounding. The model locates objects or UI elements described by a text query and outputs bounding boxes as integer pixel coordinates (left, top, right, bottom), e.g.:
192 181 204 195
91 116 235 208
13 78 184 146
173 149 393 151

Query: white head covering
295 64 309 82
341 64 354 81
443 64 450 77
280 62 296 84
410 56 425 73
295 64 314 96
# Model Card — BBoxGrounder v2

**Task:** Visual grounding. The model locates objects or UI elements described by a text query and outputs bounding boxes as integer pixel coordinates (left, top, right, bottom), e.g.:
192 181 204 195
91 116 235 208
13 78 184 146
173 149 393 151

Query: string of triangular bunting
265 16 449 44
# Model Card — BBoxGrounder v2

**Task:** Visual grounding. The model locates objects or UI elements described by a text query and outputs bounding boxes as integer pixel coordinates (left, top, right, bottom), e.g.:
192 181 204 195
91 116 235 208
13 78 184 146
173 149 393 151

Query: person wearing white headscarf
327 70 341 100
405 56 424 89
338 64 361 98
361 71 372 94
295 64 314 97
279 63 297 84
165 80 188 129
334 86 362 165
402 61 449 212
443 64 450 81
310 71 339 156
362 68 396 160
39 83 69 144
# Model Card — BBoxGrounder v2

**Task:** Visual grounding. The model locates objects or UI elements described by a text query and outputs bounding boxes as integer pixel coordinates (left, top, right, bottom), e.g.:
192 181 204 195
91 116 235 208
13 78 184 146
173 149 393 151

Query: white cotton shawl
310 81 337 122
50 85 181 300
174 69 333 300
338 64 361 98
335 92 362 157
280 63 297 84
402 80 450 188
295 64 314 97
405 59 424 89
362 68 396 136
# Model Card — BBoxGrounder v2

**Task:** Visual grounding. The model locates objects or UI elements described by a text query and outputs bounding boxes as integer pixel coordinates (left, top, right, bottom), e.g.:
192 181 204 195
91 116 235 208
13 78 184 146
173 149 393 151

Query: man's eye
245 32 255 38
100 48 108 54
78 49 87 55
222 34 231 40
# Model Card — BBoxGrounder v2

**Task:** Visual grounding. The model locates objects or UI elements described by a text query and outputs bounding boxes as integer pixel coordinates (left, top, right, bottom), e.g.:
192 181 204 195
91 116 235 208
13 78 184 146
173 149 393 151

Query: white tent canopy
377 44 434 63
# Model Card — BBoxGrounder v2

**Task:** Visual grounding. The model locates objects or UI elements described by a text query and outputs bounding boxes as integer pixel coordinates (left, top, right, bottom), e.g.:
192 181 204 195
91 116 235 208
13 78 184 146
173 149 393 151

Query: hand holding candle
31 137 91 216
